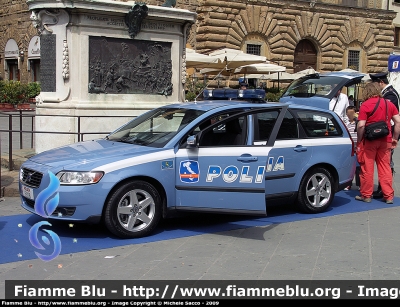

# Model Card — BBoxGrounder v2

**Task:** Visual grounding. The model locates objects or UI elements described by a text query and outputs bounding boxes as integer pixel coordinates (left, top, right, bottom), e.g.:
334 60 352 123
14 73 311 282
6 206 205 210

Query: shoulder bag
364 98 390 141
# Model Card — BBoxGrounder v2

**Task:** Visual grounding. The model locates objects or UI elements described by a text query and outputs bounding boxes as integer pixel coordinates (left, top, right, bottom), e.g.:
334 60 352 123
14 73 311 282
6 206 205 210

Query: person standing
239 81 248 90
369 72 400 198
344 105 360 190
355 82 400 203
329 86 349 124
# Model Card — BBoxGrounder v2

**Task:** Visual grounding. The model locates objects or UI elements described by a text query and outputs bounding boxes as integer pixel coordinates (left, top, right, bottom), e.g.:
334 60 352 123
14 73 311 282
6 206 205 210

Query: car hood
27 139 163 170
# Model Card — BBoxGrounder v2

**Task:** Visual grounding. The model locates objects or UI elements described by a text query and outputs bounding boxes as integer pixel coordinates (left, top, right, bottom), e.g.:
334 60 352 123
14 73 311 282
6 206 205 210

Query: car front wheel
104 180 162 238
297 167 334 213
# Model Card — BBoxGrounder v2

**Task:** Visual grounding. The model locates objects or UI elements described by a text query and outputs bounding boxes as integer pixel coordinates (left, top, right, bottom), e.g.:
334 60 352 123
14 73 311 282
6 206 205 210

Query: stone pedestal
27 0 196 153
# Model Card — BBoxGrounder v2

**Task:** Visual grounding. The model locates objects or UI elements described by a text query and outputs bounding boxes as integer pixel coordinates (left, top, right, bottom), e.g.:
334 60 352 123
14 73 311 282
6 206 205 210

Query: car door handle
237 155 258 162
294 145 307 152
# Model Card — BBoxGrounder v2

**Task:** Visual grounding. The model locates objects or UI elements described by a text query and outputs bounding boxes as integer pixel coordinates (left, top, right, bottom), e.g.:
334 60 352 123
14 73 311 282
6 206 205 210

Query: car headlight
56 171 104 185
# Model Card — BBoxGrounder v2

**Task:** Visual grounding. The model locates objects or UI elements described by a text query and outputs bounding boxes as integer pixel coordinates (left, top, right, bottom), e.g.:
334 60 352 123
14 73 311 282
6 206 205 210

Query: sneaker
344 186 351 191
355 195 372 203
385 199 394 204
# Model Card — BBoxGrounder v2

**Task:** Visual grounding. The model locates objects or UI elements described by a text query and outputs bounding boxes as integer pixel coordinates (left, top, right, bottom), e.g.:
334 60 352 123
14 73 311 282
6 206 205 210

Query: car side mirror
186 135 197 148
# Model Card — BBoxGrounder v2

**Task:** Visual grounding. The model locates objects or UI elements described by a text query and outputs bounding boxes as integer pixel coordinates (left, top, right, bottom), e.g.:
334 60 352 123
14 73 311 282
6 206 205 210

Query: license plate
22 185 34 200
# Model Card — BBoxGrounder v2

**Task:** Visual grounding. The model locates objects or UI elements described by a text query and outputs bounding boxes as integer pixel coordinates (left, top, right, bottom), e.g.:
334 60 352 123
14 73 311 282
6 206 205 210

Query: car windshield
281 76 345 98
107 107 206 147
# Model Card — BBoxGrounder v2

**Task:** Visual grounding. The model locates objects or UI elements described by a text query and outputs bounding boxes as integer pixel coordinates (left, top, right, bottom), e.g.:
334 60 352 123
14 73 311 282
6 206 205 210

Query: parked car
19 90 356 238
279 71 365 108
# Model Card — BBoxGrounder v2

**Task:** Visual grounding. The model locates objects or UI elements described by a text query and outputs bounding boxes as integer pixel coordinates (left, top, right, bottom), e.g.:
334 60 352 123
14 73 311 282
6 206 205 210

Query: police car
19 89 356 238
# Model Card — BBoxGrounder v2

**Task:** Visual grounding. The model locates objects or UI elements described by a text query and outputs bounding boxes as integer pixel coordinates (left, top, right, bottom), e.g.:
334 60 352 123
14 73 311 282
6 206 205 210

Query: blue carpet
0 190 398 264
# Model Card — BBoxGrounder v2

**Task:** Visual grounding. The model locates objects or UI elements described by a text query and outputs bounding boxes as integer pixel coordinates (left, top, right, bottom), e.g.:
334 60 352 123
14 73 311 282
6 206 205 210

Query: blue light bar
203 89 266 101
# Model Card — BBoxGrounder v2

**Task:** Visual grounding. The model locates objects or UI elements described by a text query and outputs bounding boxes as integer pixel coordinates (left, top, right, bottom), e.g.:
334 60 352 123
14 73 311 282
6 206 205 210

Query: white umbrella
264 71 296 90
199 67 233 76
296 67 318 76
208 48 267 71
264 71 296 81
185 49 222 69
339 68 361 73
234 62 286 75
243 74 271 79
338 68 370 81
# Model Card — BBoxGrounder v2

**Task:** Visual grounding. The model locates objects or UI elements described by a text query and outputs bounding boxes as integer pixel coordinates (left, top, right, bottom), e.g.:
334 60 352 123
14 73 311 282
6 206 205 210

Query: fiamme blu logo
28 171 61 261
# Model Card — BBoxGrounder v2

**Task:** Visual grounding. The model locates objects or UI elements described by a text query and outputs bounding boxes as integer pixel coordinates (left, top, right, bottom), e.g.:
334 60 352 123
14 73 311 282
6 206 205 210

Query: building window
30 59 40 82
395 27 400 47
348 50 360 71
7 60 19 81
246 44 261 56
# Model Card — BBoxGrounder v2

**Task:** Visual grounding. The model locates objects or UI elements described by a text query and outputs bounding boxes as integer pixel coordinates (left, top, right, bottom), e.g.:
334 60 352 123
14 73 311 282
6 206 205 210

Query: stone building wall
186 0 395 73
0 0 396 82
0 0 37 82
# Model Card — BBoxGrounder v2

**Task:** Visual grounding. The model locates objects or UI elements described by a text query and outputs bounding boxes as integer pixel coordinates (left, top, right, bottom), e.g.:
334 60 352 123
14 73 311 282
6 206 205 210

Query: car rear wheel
104 180 162 238
297 167 334 213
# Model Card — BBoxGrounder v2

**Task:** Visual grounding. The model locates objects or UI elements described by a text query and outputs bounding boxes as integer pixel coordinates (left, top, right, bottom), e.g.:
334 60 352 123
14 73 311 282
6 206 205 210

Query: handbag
364 98 390 141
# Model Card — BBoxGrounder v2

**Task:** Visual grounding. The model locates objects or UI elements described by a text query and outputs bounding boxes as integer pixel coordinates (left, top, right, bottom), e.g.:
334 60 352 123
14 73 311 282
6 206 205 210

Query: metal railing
0 111 135 197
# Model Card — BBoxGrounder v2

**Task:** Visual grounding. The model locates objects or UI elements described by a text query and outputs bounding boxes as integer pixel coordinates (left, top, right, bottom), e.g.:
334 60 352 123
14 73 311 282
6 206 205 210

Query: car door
261 109 313 199
174 109 278 215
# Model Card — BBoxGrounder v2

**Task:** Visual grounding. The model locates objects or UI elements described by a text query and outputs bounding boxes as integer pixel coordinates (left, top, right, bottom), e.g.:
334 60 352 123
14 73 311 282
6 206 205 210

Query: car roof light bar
203 89 266 102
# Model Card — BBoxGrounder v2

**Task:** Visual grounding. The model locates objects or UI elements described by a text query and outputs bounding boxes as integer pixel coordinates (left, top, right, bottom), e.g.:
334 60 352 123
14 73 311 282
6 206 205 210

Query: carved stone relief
88 36 173 95
30 9 61 35
125 3 148 39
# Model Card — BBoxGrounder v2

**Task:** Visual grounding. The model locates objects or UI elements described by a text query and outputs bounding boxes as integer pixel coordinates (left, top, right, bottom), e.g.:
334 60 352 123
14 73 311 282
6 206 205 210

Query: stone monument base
28 0 195 153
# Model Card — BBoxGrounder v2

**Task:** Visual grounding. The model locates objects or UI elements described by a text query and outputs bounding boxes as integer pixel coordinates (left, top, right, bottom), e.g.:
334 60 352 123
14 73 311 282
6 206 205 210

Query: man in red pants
356 82 400 203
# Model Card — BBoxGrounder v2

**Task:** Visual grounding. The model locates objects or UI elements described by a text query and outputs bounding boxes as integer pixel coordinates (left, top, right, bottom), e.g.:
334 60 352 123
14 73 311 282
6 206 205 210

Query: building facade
0 0 397 83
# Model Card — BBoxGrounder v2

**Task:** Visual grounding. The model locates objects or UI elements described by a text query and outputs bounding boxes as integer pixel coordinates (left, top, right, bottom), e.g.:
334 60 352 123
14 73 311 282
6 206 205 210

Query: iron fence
0 111 136 197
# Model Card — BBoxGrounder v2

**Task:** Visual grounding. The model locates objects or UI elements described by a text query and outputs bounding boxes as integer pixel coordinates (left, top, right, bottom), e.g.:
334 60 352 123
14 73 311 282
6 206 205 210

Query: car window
276 111 299 140
253 110 280 144
281 76 345 98
295 110 343 137
107 107 205 147
198 115 247 146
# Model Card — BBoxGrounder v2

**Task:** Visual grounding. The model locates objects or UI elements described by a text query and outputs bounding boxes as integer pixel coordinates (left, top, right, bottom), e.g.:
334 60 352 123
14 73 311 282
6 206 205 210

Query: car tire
297 167 334 214
104 180 162 238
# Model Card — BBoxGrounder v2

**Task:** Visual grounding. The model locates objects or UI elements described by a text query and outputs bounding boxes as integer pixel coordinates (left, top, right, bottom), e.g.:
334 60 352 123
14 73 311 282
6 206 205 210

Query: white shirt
329 92 349 124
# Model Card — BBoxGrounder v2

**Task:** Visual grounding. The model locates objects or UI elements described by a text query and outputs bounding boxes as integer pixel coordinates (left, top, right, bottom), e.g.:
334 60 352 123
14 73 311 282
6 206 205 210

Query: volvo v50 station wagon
19 91 356 238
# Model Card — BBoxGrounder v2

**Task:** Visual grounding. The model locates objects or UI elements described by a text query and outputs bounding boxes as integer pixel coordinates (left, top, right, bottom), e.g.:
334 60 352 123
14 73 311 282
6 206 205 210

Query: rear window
281 76 345 98
294 110 343 137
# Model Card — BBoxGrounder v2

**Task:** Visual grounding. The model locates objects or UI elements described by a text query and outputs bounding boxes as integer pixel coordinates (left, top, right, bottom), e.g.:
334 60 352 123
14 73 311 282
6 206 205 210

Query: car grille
22 196 76 217
23 197 35 209
20 168 43 188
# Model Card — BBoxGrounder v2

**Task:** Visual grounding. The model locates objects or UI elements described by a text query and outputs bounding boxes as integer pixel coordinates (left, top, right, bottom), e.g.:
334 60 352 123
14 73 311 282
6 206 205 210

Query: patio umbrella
208 48 267 71
338 68 370 81
185 49 222 69
295 67 318 76
198 48 267 87
199 67 233 77
264 72 296 90
264 71 296 81
234 62 286 75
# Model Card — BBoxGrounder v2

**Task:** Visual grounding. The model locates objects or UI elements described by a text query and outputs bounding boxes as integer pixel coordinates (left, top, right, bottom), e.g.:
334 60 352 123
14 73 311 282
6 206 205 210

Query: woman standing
356 82 400 203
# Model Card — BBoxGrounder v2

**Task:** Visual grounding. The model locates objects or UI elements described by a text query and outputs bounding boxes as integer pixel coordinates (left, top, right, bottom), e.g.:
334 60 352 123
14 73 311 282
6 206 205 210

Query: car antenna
194 67 232 102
